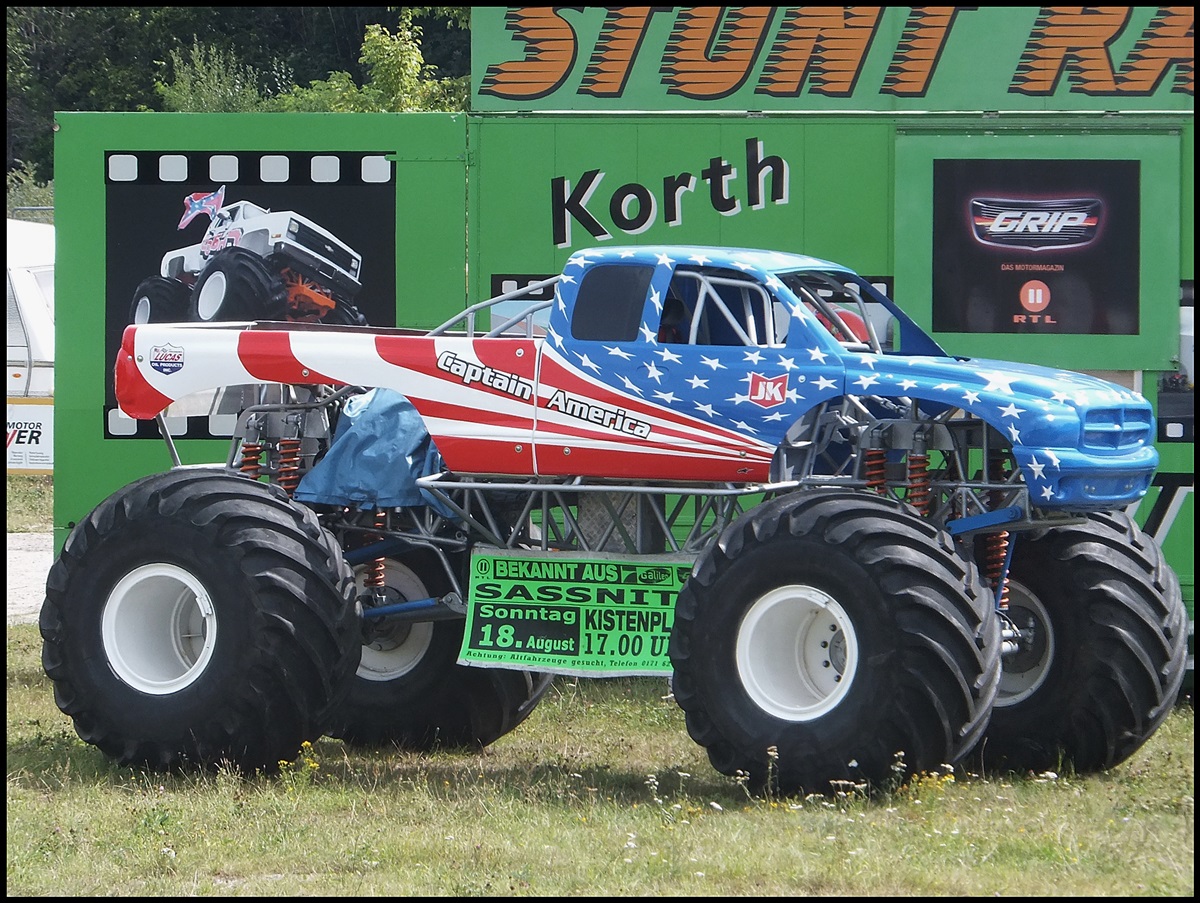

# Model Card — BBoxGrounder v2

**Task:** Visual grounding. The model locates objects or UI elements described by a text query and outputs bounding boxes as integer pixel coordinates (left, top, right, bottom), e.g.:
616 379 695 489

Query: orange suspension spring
239 441 264 478
906 452 931 517
984 449 1013 609
277 437 302 497
864 448 887 494
985 531 1011 610
366 510 387 591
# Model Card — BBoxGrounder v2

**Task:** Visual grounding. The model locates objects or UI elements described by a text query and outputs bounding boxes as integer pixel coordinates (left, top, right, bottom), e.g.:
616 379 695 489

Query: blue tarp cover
294 388 451 513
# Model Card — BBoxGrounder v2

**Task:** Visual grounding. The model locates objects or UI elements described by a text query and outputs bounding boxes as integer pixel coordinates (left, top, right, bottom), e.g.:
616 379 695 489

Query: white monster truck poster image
931 158 1140 336
104 150 397 439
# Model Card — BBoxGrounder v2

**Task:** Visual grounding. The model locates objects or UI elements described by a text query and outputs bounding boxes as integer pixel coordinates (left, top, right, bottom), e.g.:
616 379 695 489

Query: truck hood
848 353 1155 453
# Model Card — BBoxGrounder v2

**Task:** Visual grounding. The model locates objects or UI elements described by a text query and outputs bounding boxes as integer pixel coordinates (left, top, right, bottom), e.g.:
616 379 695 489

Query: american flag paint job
115 245 1159 507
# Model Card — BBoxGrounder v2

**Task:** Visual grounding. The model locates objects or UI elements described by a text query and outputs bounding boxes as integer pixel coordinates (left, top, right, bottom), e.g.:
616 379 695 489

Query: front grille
290 222 357 273
1083 407 1153 450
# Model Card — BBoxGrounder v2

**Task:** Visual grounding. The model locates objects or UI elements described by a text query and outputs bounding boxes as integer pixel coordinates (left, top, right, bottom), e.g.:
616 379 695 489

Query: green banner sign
460 549 694 675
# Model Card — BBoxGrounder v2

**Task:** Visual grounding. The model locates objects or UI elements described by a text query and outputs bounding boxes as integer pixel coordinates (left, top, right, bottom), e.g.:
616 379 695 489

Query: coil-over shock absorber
864 448 888 495
985 447 1013 610
239 440 264 478
905 432 931 517
366 509 388 598
237 413 267 479
277 436 303 498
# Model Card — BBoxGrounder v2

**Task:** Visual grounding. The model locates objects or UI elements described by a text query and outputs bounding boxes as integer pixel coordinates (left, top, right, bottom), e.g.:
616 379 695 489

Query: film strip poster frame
103 150 397 440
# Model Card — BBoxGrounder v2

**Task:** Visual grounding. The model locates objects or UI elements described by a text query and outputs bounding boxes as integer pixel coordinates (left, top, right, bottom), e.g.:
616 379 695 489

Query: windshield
779 269 948 357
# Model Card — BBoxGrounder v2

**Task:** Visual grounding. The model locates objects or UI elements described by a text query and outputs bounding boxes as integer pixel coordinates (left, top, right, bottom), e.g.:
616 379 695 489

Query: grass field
7 625 1194 896
6 474 53 532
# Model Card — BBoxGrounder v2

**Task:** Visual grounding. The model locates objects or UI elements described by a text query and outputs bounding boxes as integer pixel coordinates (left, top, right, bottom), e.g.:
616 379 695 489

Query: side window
571 264 654 341
662 270 782 347
659 279 697 344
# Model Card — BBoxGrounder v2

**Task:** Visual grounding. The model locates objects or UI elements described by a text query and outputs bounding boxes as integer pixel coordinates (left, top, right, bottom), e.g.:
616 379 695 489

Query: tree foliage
268 13 468 114
6 162 55 224
6 6 470 179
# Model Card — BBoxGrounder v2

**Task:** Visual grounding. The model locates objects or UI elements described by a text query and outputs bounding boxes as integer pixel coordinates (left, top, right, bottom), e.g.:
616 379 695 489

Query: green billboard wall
467 114 894 288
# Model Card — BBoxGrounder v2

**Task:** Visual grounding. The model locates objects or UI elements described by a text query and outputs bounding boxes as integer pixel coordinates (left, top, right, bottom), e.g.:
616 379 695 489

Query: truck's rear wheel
329 554 553 750
670 490 999 795
39 470 360 772
189 247 288 322
973 512 1186 774
129 276 190 324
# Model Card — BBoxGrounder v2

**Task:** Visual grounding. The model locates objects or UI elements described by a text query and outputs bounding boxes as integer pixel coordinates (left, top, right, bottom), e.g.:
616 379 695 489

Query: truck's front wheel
670 490 1000 795
39 470 360 772
329 554 553 750
189 247 288 322
972 512 1186 774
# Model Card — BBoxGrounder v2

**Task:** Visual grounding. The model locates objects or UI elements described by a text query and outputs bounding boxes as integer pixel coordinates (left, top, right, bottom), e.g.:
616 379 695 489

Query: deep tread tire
39 470 360 772
973 511 1186 774
329 554 552 750
189 247 288 322
129 276 190 324
669 489 999 795
321 299 369 327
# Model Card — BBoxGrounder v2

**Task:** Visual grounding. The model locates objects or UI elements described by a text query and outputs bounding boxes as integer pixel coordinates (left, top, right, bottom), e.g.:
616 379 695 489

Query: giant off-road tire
669 490 1000 796
328 553 553 750
972 511 1186 775
129 275 190 324
39 470 360 773
189 247 288 322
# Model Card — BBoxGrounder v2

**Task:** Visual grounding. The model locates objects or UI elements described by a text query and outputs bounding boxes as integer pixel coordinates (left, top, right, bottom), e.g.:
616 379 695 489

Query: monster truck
43 246 1185 794
128 188 368 327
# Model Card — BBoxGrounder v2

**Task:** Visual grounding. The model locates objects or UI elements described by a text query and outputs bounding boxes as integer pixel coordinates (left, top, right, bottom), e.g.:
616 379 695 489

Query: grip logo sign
933 159 1139 336
472 7 1194 112
970 198 1102 252
460 549 692 676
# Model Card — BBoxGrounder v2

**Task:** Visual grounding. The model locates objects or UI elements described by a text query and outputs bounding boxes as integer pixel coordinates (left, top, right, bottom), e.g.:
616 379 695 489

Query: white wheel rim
196 271 227 320
736 584 857 721
132 296 151 323
995 580 1055 707
357 560 435 681
101 563 218 695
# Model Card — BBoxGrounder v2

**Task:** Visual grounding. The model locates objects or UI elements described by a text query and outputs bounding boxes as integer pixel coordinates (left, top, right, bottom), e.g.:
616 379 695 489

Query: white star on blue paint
979 370 1017 393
